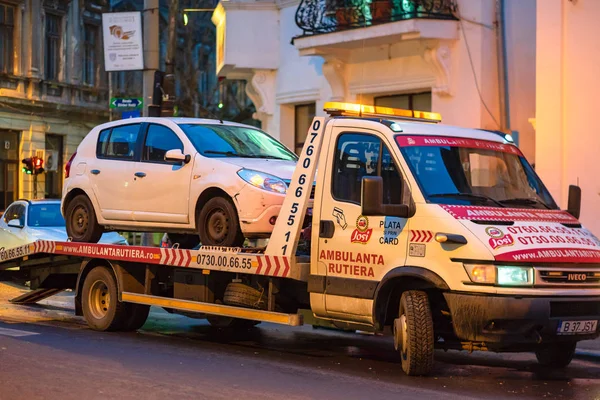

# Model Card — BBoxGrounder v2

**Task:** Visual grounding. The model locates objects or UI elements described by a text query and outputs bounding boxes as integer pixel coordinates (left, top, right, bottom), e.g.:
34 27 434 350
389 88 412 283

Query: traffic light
21 156 44 175
21 158 34 174
33 157 44 175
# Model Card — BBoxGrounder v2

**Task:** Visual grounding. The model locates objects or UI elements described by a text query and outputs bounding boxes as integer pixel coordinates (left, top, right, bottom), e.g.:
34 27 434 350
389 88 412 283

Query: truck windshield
179 124 297 161
27 204 65 227
397 136 558 209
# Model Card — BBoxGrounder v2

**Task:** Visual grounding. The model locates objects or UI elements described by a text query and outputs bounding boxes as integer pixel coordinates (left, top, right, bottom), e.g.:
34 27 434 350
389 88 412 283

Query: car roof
90 117 260 131
14 199 60 206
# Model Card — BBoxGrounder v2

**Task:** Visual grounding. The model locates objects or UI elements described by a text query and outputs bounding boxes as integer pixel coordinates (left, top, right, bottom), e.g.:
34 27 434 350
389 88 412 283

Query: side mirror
165 149 191 164
7 219 23 229
567 184 581 219
361 176 409 218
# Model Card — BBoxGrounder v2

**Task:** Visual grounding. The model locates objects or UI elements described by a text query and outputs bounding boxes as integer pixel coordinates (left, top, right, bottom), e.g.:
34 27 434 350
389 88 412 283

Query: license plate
557 320 598 335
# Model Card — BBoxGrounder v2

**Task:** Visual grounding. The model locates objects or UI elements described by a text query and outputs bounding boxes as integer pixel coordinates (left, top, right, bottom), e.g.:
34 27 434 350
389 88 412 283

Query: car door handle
90 169 100 175
134 172 146 178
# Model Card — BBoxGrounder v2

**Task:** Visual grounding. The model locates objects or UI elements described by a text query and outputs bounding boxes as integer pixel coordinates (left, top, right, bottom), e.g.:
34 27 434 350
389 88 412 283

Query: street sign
110 97 143 109
122 110 141 119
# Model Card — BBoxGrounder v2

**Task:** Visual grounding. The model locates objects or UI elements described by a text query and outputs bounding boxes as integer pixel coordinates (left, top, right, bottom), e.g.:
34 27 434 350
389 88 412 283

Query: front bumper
444 292 600 349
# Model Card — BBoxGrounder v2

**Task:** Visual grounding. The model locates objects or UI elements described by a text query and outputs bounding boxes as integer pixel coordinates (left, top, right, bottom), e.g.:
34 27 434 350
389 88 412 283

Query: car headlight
463 264 533 286
237 169 287 194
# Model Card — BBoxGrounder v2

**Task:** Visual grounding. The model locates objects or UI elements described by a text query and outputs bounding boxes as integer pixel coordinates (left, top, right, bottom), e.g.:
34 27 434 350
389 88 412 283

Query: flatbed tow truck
2 102 600 376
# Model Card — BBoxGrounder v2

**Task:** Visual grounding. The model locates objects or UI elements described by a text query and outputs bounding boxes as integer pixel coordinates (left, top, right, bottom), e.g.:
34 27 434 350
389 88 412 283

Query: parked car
0 199 127 245
61 118 302 247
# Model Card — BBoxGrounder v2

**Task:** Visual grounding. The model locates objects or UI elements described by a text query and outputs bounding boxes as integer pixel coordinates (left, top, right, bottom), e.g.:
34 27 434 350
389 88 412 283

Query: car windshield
397 136 558 209
27 204 65 227
179 124 297 161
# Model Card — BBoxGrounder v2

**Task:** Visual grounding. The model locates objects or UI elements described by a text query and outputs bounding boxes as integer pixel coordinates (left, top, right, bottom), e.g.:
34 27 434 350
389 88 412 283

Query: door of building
0 130 19 212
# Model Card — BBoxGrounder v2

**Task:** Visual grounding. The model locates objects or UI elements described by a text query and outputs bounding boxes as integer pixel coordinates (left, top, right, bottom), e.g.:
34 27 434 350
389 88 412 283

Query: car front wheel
197 196 244 247
66 194 103 243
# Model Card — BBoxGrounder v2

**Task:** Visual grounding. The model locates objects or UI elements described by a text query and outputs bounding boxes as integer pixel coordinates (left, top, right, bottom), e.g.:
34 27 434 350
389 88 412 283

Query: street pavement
0 282 599 400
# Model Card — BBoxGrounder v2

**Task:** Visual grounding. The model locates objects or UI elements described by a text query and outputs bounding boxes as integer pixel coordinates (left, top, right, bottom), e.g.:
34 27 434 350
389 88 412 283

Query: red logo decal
489 234 515 250
351 228 373 244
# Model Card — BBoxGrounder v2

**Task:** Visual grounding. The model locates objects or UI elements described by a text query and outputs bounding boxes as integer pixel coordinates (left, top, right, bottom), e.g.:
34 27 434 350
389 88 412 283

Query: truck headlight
496 266 533 286
237 169 287 194
464 264 496 284
463 264 533 286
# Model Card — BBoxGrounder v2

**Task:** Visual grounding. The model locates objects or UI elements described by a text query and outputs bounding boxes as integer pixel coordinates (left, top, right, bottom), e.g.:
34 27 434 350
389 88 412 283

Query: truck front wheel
394 290 435 376
535 342 576 368
81 266 128 331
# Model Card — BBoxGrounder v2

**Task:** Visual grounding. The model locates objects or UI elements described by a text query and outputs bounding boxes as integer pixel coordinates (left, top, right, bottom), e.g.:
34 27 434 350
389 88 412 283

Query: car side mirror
165 149 191 164
567 184 581 219
7 219 23 229
361 176 409 218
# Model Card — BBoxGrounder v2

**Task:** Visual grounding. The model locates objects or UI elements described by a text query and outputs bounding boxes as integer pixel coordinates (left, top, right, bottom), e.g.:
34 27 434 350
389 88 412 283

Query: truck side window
332 133 403 205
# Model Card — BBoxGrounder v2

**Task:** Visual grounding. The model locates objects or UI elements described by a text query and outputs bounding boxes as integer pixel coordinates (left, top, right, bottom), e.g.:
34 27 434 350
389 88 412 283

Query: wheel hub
88 280 110 320
72 206 89 236
207 208 228 242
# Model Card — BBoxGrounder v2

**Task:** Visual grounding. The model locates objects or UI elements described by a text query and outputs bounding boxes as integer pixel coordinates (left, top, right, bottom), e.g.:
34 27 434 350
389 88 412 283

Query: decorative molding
276 0 301 9
276 88 320 104
222 0 278 12
322 57 347 101
348 76 435 96
246 69 277 120
423 44 452 97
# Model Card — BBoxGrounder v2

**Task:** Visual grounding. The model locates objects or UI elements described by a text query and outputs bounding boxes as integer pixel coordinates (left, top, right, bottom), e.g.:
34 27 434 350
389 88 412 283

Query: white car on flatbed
61 118 299 248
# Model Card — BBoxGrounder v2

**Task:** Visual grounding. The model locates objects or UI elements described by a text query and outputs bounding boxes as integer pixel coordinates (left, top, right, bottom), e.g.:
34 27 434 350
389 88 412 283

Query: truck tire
223 282 266 310
66 194 103 243
197 196 244 247
122 303 150 331
81 266 128 331
394 290 434 376
535 342 576 368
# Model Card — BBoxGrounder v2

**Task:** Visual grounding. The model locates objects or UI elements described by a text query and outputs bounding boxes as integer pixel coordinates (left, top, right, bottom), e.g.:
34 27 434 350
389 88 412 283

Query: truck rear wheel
66 194 103 243
394 290 434 376
197 196 245 247
535 342 576 368
82 266 128 331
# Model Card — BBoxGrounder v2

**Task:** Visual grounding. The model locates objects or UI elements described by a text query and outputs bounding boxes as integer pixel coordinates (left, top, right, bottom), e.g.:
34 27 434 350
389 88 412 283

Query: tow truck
2 102 600 376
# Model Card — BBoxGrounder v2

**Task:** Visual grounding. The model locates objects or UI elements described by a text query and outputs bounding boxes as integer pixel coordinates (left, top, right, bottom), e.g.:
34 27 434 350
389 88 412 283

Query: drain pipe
496 0 510 132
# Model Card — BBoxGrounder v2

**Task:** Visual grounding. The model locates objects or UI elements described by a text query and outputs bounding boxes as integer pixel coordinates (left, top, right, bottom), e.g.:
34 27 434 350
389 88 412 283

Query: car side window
97 124 141 160
142 124 184 163
332 133 403 205
3 204 25 225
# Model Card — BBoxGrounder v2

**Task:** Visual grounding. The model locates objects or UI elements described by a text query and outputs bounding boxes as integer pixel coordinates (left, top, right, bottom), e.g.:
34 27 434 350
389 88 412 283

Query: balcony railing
295 0 457 37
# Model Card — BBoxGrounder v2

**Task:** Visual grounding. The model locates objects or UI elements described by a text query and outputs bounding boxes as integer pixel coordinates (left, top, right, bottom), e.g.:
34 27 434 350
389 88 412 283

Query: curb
574 349 600 360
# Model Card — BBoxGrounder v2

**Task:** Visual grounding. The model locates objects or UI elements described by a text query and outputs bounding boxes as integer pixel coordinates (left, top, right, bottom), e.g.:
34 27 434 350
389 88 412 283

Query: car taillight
65 152 77 178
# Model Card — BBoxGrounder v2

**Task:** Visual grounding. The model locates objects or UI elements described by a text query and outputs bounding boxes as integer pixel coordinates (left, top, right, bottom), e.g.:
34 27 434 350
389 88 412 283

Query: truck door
317 128 410 323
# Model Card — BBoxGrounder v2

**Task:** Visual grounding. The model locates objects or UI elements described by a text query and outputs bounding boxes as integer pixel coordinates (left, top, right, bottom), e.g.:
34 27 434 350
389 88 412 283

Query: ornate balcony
295 0 457 37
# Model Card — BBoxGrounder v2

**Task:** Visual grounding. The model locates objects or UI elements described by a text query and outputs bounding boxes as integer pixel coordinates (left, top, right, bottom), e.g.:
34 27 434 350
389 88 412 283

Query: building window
0 130 19 212
294 103 316 155
374 91 432 111
45 13 62 81
44 135 64 199
83 24 98 86
0 3 14 74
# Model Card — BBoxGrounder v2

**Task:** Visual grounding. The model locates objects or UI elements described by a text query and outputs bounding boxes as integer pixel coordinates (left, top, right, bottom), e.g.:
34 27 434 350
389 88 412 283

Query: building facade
0 0 110 211
534 0 600 235
212 0 536 162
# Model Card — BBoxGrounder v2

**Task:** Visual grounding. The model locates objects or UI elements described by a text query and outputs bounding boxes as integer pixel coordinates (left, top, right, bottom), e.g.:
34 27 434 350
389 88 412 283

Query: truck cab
305 102 600 374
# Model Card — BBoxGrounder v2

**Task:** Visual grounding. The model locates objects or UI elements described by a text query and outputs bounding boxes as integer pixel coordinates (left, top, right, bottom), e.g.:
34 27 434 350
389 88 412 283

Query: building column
245 69 277 133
